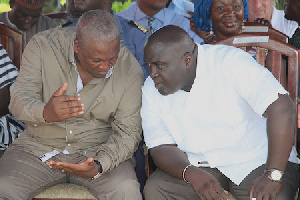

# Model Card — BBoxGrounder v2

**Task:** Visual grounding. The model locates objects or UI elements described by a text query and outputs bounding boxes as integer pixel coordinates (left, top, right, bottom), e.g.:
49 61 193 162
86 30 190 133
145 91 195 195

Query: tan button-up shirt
9 27 144 172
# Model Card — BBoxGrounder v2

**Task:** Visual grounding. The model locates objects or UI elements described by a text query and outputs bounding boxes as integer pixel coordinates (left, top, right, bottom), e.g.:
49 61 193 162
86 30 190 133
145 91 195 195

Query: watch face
271 170 282 181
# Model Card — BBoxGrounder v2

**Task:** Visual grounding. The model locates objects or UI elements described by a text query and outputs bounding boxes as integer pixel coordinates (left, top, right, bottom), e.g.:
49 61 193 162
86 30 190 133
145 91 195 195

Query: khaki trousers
144 162 299 200
0 144 142 200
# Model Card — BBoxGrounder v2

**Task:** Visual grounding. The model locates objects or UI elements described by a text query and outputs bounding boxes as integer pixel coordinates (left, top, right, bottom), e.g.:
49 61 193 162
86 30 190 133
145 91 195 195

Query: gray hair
76 9 120 46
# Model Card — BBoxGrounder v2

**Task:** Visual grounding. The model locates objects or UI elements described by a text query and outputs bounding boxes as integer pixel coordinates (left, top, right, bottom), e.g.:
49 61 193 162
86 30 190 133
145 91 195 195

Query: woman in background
192 0 248 43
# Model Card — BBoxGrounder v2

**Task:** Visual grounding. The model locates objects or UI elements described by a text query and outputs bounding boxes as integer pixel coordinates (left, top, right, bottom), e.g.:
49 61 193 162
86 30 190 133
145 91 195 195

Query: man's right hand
186 166 229 200
43 82 84 122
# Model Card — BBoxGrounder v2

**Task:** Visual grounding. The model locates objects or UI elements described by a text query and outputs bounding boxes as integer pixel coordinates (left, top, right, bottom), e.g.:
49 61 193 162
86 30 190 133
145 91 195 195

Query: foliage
274 0 286 10
112 0 133 13
0 3 10 12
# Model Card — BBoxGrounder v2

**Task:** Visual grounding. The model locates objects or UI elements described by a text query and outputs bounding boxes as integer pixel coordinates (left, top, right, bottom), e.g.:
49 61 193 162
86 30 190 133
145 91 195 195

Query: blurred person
0 44 24 154
0 0 68 49
192 0 248 43
116 0 204 44
247 0 298 38
66 0 83 19
284 0 300 49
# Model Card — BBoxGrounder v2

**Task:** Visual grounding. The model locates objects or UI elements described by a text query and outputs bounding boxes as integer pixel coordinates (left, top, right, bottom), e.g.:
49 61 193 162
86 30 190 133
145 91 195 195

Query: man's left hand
249 175 281 200
46 157 99 179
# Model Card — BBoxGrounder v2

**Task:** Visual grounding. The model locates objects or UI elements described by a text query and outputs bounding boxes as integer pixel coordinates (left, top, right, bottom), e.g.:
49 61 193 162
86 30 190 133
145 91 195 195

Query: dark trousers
144 162 299 200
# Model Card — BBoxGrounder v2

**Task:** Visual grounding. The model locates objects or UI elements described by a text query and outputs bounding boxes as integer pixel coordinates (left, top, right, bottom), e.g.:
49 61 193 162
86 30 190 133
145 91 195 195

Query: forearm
265 94 295 171
150 144 190 180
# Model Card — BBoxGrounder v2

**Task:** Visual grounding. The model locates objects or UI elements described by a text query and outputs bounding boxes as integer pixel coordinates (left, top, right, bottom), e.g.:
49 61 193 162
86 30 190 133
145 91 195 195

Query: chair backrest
0 23 23 69
215 33 300 143
242 22 289 43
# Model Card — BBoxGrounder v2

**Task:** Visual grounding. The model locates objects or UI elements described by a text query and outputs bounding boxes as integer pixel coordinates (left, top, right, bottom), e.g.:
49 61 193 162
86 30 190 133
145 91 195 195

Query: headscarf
193 0 249 32
15 0 45 10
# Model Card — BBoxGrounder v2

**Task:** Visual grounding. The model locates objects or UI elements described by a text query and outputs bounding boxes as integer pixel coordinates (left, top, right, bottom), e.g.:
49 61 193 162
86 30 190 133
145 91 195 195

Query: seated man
116 0 203 44
142 25 299 200
0 10 143 200
0 44 24 154
0 0 68 49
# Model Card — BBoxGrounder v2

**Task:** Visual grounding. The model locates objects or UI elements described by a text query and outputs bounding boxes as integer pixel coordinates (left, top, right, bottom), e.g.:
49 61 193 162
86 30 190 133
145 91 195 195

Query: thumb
86 157 95 165
53 82 68 97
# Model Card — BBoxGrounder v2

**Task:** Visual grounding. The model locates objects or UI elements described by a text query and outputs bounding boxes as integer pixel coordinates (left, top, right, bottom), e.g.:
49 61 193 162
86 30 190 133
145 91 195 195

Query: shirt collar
135 3 165 23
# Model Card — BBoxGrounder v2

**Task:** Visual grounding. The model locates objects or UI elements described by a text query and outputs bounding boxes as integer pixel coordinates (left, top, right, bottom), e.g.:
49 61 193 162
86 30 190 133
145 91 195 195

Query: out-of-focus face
210 0 244 39
74 0 104 12
138 0 169 13
66 0 82 18
74 38 120 79
248 0 274 22
284 0 300 23
144 44 191 95
9 2 42 31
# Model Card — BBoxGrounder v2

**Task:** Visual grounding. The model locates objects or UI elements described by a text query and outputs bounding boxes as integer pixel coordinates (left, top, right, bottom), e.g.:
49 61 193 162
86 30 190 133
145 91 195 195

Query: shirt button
68 144 71 147
69 130 73 134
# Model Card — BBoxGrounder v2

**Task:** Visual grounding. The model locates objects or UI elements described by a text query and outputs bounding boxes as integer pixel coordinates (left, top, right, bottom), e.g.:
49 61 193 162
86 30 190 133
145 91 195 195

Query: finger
186 10 194 15
79 157 94 166
53 82 68 97
62 95 81 102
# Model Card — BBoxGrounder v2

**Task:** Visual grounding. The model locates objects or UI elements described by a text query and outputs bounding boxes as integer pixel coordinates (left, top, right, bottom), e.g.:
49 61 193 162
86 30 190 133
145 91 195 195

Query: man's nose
149 66 158 78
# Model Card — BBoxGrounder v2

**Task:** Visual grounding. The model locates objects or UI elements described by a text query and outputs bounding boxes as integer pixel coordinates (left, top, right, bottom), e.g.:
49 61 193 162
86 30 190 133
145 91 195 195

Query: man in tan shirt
0 10 143 200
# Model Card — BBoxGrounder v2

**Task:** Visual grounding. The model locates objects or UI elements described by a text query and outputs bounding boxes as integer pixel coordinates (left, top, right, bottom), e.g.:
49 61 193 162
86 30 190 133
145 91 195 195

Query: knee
144 177 162 199
0 176 15 199
119 179 141 197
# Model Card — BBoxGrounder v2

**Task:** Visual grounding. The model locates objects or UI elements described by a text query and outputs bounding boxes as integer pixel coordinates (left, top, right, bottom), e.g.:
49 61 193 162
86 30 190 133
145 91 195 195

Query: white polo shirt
141 44 299 185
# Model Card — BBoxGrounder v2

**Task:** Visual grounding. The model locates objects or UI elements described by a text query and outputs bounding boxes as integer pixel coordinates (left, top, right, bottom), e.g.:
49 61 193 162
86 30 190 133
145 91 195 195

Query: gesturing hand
187 166 229 200
249 175 281 200
46 157 99 179
43 82 84 122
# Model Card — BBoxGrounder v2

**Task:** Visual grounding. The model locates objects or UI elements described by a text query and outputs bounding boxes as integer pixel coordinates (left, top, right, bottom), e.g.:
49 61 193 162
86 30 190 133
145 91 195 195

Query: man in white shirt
248 0 298 38
141 25 299 200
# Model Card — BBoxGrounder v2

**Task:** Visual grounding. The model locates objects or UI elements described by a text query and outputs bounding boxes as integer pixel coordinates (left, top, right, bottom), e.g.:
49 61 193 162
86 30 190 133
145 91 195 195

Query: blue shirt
168 0 194 18
63 15 150 80
116 2 204 44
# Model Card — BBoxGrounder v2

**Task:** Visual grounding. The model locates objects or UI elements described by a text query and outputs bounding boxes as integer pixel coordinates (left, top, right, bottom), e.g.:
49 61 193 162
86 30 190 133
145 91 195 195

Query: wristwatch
264 169 283 182
91 160 103 180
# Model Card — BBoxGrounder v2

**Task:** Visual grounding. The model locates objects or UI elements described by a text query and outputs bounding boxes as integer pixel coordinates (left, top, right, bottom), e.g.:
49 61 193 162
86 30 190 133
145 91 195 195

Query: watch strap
91 160 103 180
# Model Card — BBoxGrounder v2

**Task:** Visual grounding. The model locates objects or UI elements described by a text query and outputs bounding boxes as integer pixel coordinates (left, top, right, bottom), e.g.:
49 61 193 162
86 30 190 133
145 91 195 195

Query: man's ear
184 53 192 68
74 38 79 54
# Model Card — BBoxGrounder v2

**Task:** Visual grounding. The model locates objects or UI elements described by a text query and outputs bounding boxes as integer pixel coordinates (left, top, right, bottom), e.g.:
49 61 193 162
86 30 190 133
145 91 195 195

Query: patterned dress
0 44 24 150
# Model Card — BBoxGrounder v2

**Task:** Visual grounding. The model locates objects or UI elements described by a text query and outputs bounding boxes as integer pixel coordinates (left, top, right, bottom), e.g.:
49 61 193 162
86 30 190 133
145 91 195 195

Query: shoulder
117 43 144 73
115 15 147 32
